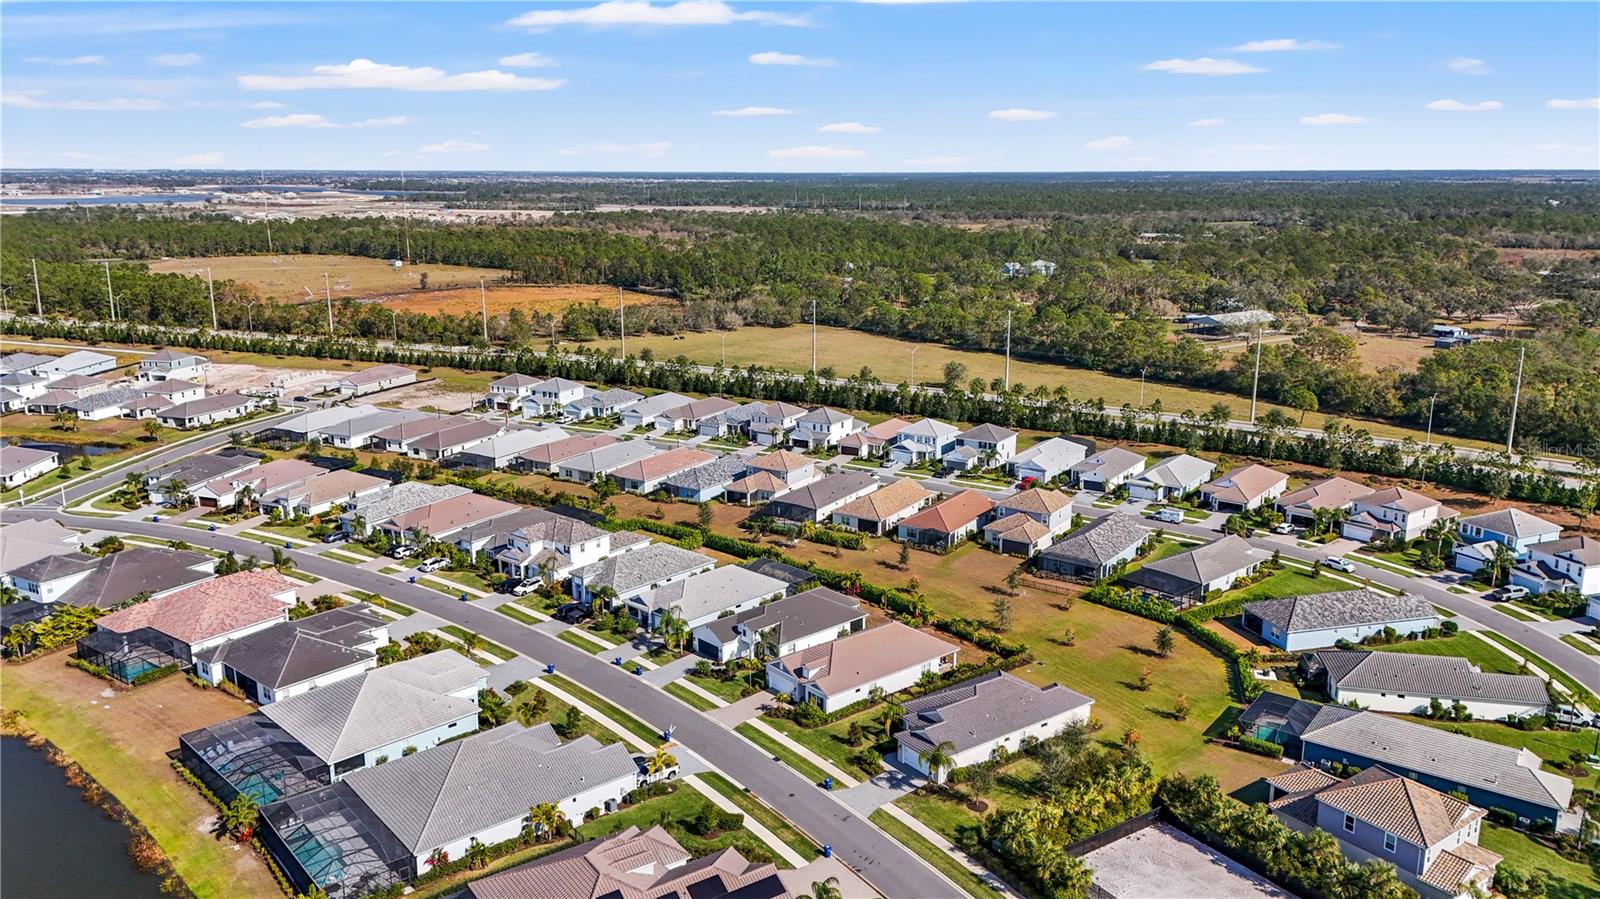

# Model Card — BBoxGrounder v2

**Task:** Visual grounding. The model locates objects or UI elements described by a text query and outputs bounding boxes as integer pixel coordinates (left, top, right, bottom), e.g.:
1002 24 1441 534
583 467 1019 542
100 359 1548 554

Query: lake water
0 737 169 899
0 439 121 458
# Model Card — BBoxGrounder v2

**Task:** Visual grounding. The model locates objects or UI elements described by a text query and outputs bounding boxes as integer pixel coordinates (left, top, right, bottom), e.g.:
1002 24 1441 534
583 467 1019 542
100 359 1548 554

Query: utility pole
1506 345 1526 455
811 296 818 376
480 278 489 343
1139 367 1147 406
260 170 274 253
1248 326 1264 424
103 261 116 322
400 169 412 264
720 331 727 368
618 287 626 357
30 258 42 316
323 272 334 336
1003 310 1012 390
390 309 399 343
206 267 218 331
1425 394 1437 446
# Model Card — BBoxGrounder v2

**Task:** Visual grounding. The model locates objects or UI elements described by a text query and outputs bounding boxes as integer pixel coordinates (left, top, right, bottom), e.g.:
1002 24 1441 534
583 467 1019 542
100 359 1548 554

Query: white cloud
498 52 557 68
1142 57 1264 76
905 154 970 165
420 139 489 153
1 92 164 111
248 100 285 109
818 121 880 133
244 113 336 128
1446 57 1491 75
767 145 865 159
507 1 807 30
1187 117 1227 128
988 107 1055 121
1083 135 1133 150
171 151 223 166
151 52 202 67
1230 38 1338 52
1300 112 1368 125
239 58 564 92
25 54 109 65
351 115 410 128
560 140 673 157
1547 97 1600 110
712 105 794 116
749 51 835 67
1424 99 1502 112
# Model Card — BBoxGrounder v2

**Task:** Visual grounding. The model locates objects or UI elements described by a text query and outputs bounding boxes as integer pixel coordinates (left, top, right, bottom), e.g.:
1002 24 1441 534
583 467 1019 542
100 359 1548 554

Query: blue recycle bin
823 845 833 858
545 663 556 674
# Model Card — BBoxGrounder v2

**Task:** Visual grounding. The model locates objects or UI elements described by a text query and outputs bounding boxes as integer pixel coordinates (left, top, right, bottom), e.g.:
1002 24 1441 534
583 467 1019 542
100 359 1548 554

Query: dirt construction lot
382 283 659 318
148 253 509 301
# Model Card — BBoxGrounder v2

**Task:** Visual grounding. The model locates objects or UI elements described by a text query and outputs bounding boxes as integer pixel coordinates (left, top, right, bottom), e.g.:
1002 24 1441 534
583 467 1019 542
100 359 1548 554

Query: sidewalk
743 718 858 787
532 676 656 752
684 775 808 867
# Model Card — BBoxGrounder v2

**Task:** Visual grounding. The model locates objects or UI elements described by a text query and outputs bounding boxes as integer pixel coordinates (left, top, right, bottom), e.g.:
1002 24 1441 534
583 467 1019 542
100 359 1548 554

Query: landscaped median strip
436 625 517 662
663 682 719 711
494 602 541 625
868 808 1003 899
667 678 727 709
734 723 831 786
737 719 858 787
1561 633 1600 657
684 775 809 867
556 628 610 654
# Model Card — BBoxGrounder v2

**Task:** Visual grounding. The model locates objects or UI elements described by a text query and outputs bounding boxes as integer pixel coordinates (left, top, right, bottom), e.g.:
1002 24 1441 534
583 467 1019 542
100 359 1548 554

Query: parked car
1321 556 1356 573
321 531 347 544
510 580 540 597
1490 585 1529 601
879 459 896 468
416 557 448 573
1552 706 1594 729
387 544 417 560
1152 507 1185 524
1272 522 1296 535
555 602 591 624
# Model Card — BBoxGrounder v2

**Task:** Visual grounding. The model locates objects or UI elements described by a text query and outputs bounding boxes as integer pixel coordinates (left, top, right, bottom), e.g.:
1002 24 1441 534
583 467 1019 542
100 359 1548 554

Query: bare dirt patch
1352 332 1434 374
381 283 659 318
373 378 483 413
204 361 341 394
148 254 509 301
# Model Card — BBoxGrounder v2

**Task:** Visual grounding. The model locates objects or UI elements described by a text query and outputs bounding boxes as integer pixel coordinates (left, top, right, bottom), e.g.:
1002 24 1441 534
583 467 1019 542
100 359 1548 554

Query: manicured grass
1478 823 1600 899
543 675 663 746
697 772 820 861
1560 634 1599 656
1493 603 1540 622
577 784 791 867
1226 568 1351 602
1369 634 1522 674
511 688 620 746
735 723 830 785
438 625 517 661
764 711 885 782
255 521 315 541
1125 537 1193 569
557 628 609 654
1432 605 1457 619
1477 632 1600 708
494 603 540 625
663 681 719 711
894 764 1042 842
432 568 495 593
1411 718 1599 793
868 809 1001 899
332 541 382 559
348 590 417 617
684 672 759 704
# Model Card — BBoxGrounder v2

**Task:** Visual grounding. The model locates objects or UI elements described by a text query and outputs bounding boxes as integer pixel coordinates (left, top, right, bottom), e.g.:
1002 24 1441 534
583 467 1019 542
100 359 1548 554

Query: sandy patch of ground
148 254 509 301
203 361 340 394
374 378 483 413
380 284 659 318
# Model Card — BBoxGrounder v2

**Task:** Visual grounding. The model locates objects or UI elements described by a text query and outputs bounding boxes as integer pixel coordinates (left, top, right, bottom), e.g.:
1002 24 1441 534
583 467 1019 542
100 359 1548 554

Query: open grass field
1352 332 1436 374
1 657 281 899
382 283 659 317
147 254 508 301
1479 824 1600 899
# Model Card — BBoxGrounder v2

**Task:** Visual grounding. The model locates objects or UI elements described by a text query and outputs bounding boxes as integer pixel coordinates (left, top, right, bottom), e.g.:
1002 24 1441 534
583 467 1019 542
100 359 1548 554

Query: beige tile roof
280 468 389 508
777 621 957 696
727 471 786 495
384 492 520 536
1201 464 1287 505
834 477 931 521
1420 842 1501 892
1264 765 1341 796
95 569 293 644
516 434 615 466
749 449 813 474
463 825 779 899
1358 485 1442 513
864 417 911 438
1277 476 1373 510
610 446 713 483
1000 487 1072 516
984 512 1052 544
1315 766 1485 847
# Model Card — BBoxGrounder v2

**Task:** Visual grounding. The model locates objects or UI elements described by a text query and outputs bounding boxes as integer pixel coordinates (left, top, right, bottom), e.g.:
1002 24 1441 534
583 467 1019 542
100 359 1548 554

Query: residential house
619 392 692 429
1512 535 1600 603
22 388 78 415
1069 447 1148 492
740 401 804 446
340 482 471 536
192 604 389 704
1275 476 1374 526
335 364 416 398
1199 464 1289 512
760 472 879 523
611 446 714 494
1341 487 1453 543
791 406 860 450
485 512 624 584
0 371 49 407
514 433 616 472
264 468 390 519
747 450 816 489
450 427 570 470
1266 765 1501 899
691 586 866 662
555 439 661 483
259 724 639 899
766 622 959 713
521 377 588 416
896 489 995 549
378 492 520 545
1127 453 1216 502
136 378 205 406
11 547 216 608
562 387 641 421
0 519 82 588
723 471 790 506
191 458 324 509
889 418 961 465
373 415 464 454
44 373 110 398
483 373 541 411
405 420 503 461
831 477 932 535
66 387 153 421
1239 693 1573 825
180 651 484 807
1121 534 1269 603
138 349 209 382
663 455 749 502
983 514 1054 557
659 396 738 433
157 392 258 429
77 570 297 682
264 405 370 444
838 417 910 459
626 565 788 630
1186 309 1275 334
992 487 1075 536
1453 509 1563 573
0 445 59 488
1304 649 1549 721
143 451 261 505
1036 513 1149 581
948 423 1019 471
895 671 1093 781
322 408 430 450
1241 589 1439 651
27 349 117 378
570 542 718 605
694 400 766 439
1009 436 1089 485
0 351 59 375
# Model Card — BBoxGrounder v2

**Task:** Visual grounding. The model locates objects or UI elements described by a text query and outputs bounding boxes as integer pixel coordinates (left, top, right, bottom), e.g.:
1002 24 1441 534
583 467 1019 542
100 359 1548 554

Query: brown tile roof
516 434 615 466
610 447 713 483
463 826 778 899
1000 487 1072 516
1358 485 1441 513
1314 766 1485 847
279 468 389 507
864 417 911 439
984 512 1052 544
777 621 957 696
95 569 293 644
1420 842 1501 892
727 471 786 495
384 492 520 536
834 477 931 521
898 489 994 534
1265 765 1341 796
749 449 813 474
1277 476 1372 510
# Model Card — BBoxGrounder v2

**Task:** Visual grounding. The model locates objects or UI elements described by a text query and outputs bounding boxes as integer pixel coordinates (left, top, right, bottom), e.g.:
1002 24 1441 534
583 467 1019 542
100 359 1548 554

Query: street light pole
391 309 400 343
1425 394 1437 446
1248 326 1264 423
206 267 218 331
1003 310 1012 391
480 278 489 343
323 272 334 336
1139 367 1147 406
30 258 42 317
618 287 626 358
811 296 818 377
908 346 919 389
1506 345 1526 455
103 260 116 322
720 331 727 369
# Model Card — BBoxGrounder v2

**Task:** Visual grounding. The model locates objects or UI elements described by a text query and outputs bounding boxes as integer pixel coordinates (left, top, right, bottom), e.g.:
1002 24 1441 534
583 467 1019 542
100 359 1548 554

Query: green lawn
437 625 517 661
684 673 760 703
348 590 416 617
577 784 789 867
1494 603 1541 622
868 809 1001 899
893 762 1042 842
494 603 540 625
255 521 315 541
432 568 496 593
735 723 830 785
696 772 820 861
543 675 663 746
1478 824 1600 899
664 681 719 711
1126 538 1195 570
1226 568 1352 602
1411 718 1599 793
332 541 382 559
1560 635 1599 657
1477 632 1600 708
764 710 885 782
512 687 620 746
1370 634 1522 674
557 628 609 654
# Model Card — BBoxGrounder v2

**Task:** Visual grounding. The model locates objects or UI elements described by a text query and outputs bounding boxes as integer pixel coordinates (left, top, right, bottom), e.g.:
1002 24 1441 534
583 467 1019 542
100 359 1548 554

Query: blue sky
2 1 1596 171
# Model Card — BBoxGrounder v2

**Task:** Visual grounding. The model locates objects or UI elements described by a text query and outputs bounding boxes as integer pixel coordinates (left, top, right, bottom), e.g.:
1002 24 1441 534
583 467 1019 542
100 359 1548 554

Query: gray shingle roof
664 455 749 492
1457 508 1562 540
561 440 660 475
18 547 215 610
1069 446 1146 480
159 392 253 420
348 482 471 525
895 670 1092 756
1244 588 1435 633
65 386 146 413
261 652 482 762
1133 534 1268 585
141 450 259 487
573 542 716 595
1134 453 1215 489
763 472 877 513
193 605 386 689
633 565 787 620
958 423 1017 443
345 723 638 853
701 586 863 645
1040 513 1149 567
1311 650 1549 706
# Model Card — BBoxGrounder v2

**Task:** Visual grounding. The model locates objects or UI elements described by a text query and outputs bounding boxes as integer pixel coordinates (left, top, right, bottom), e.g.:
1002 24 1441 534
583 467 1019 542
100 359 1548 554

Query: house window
1383 832 1397 853
1342 814 1355 833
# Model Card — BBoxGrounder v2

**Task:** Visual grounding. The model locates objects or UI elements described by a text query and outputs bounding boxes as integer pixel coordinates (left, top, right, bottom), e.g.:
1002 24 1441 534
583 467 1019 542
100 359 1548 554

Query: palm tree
51 409 78 432
1487 543 1517 587
220 795 259 841
3 622 36 657
879 700 904 742
657 606 689 653
647 747 678 777
142 419 162 441
526 802 566 843
918 740 958 784
233 483 256 514
164 477 191 509
801 877 843 899
462 630 485 656
464 837 491 870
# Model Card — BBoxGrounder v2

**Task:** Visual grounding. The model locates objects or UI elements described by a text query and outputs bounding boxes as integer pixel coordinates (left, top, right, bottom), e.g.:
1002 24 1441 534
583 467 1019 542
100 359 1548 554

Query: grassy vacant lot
1 657 281 899
384 283 658 317
147 254 508 301
1479 824 1600 899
